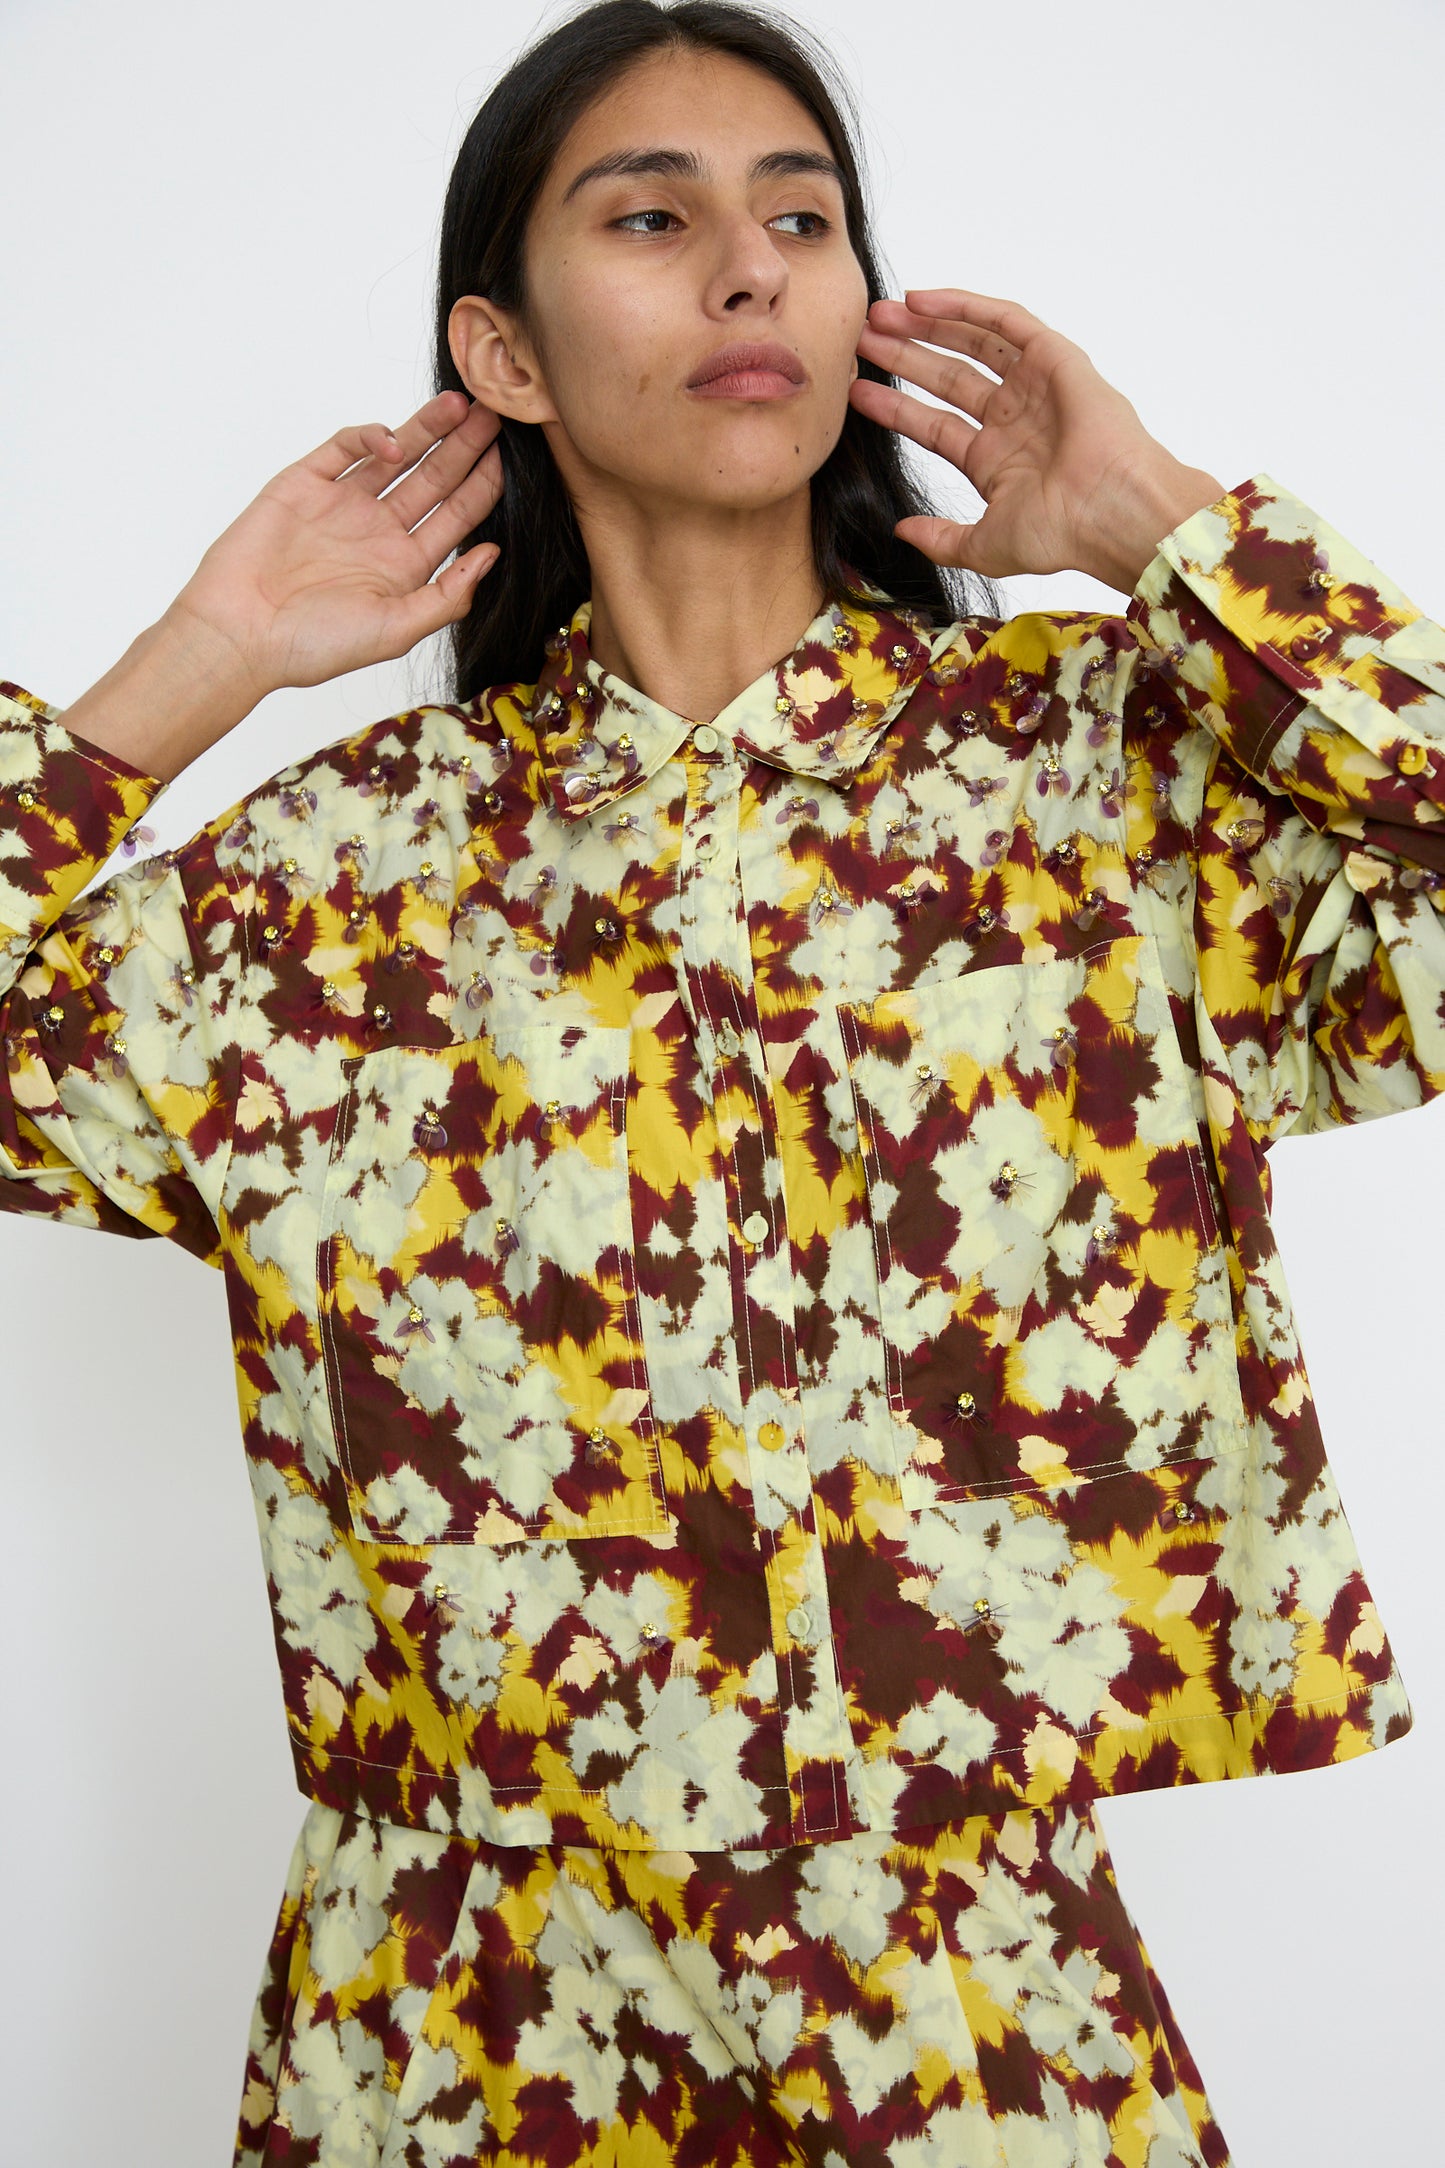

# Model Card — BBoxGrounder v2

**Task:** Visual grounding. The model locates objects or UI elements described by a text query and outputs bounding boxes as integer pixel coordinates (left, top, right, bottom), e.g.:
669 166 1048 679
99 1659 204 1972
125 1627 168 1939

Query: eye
614 209 680 234
611 208 833 237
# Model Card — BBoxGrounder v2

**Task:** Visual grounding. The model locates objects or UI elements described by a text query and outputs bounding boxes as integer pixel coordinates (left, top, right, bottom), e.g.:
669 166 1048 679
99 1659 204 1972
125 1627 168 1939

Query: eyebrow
560 146 847 205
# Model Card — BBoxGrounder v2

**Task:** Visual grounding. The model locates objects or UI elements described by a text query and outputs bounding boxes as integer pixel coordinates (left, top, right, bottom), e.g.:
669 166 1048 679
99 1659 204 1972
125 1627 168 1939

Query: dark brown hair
432 0 1003 701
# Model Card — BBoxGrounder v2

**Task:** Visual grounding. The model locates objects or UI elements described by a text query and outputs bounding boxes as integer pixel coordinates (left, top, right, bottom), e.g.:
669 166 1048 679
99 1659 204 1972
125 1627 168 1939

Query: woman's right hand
163 388 504 702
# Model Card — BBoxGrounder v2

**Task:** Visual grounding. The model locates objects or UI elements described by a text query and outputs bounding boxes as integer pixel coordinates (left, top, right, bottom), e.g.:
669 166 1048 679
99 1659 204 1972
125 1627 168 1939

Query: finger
901 286 1046 355
857 323 997 424
848 373 981 470
433 541 501 610
893 513 982 570
866 296 1021 376
405 445 506 575
378 401 503 529
375 542 500 651
303 420 407 486
301 390 474 488
341 390 485 498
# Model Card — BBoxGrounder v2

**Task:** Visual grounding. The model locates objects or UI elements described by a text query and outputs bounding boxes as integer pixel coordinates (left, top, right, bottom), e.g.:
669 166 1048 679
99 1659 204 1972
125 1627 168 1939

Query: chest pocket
837 933 1248 1508
316 1023 669 1545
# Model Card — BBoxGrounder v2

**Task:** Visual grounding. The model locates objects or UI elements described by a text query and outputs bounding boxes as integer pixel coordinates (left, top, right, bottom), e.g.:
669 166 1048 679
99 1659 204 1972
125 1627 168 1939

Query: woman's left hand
850 289 1227 595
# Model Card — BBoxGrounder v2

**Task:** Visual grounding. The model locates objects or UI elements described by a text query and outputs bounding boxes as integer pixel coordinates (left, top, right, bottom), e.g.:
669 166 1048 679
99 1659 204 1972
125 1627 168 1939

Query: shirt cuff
1125 474 1445 844
0 679 169 946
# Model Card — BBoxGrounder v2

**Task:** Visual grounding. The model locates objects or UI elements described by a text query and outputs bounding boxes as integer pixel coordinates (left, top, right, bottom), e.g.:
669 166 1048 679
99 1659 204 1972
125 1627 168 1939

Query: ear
448 294 558 425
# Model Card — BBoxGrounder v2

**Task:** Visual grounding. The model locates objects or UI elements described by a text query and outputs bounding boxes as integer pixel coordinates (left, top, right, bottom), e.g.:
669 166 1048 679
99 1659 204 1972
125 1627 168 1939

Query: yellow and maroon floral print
233 1798 1230 2168
2 470 1441 1856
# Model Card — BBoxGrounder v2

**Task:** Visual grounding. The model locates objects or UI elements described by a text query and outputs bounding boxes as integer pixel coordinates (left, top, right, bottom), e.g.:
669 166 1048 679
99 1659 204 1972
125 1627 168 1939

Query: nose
704 207 788 315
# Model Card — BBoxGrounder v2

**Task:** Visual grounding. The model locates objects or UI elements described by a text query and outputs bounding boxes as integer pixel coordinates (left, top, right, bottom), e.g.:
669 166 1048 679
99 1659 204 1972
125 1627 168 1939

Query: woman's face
450 46 870 518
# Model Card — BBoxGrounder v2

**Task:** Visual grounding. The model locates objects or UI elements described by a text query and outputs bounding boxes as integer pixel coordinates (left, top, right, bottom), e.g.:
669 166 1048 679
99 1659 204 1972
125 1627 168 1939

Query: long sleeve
0 680 251 1266
1122 474 1445 1144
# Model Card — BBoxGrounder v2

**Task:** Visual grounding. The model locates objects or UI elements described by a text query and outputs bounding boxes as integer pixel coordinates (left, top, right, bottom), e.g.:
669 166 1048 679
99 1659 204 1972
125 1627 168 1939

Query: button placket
684 733 740 883
675 766 851 1832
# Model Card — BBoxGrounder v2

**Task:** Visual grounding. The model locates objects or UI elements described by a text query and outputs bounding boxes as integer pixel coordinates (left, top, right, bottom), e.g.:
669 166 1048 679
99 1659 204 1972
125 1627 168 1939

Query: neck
571 480 826 722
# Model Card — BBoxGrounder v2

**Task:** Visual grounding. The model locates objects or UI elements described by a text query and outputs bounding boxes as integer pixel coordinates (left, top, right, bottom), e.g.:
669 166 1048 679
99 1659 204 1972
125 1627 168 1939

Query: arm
55 388 502 784
1124 475 1445 1140
845 285 1445 1138
1 390 503 1247
0 684 247 1257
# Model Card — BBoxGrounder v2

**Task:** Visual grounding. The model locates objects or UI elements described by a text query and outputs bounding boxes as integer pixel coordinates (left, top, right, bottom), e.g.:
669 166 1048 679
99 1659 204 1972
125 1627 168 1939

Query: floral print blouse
2 472 1442 1850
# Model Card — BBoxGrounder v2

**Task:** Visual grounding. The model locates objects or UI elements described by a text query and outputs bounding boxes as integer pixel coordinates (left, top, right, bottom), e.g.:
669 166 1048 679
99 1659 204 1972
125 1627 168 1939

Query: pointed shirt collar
527 587 943 820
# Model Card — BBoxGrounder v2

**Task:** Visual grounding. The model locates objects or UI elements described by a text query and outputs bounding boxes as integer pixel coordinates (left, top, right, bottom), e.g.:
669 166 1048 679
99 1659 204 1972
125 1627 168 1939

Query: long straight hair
432 0 1003 703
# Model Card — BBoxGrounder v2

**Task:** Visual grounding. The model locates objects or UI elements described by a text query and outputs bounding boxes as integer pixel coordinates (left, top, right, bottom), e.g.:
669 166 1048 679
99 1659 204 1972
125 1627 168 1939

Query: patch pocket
316 1023 669 1544
837 934 1248 1508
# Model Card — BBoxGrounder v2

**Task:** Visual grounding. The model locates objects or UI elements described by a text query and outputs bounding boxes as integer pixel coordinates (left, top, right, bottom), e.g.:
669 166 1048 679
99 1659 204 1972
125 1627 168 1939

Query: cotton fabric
0 471 1437 1850
3 468 1444 2160
235 1799 1229 2168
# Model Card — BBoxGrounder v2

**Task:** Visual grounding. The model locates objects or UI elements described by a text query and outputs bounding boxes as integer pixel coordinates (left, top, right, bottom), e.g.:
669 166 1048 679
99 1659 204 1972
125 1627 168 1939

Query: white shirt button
741 1211 768 1245
693 724 719 753
785 1606 815 1641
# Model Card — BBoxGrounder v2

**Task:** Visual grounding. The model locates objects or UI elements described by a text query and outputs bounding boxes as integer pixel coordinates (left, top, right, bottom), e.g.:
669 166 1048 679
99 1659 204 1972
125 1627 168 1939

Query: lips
686 340 805 388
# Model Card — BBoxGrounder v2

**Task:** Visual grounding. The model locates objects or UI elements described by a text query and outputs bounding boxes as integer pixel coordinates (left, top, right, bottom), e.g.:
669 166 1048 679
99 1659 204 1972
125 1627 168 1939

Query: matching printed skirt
235 1800 1231 2168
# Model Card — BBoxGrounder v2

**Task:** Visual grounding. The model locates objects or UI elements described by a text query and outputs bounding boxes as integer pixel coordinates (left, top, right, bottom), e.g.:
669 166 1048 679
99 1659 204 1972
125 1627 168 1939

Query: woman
3 1 1439 2161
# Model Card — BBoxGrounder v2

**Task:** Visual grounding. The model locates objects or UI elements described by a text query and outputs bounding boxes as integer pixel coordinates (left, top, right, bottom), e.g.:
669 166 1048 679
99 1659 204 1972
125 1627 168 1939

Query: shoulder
919 603 1142 722
196 676 549 882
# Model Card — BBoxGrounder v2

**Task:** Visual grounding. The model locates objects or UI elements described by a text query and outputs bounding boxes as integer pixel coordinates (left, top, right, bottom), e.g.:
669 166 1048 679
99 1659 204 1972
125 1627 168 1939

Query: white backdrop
2 0 1441 2160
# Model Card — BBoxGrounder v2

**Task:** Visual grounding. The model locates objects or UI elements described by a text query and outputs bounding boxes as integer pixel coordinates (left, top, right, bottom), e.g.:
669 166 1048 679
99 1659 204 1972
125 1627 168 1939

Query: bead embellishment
5 560 1398 1830
1045 1023 1078 1072
413 1102 448 1150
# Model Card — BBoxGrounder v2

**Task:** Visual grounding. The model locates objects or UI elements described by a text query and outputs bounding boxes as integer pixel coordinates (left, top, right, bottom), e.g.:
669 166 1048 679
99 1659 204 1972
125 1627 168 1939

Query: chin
676 435 830 503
